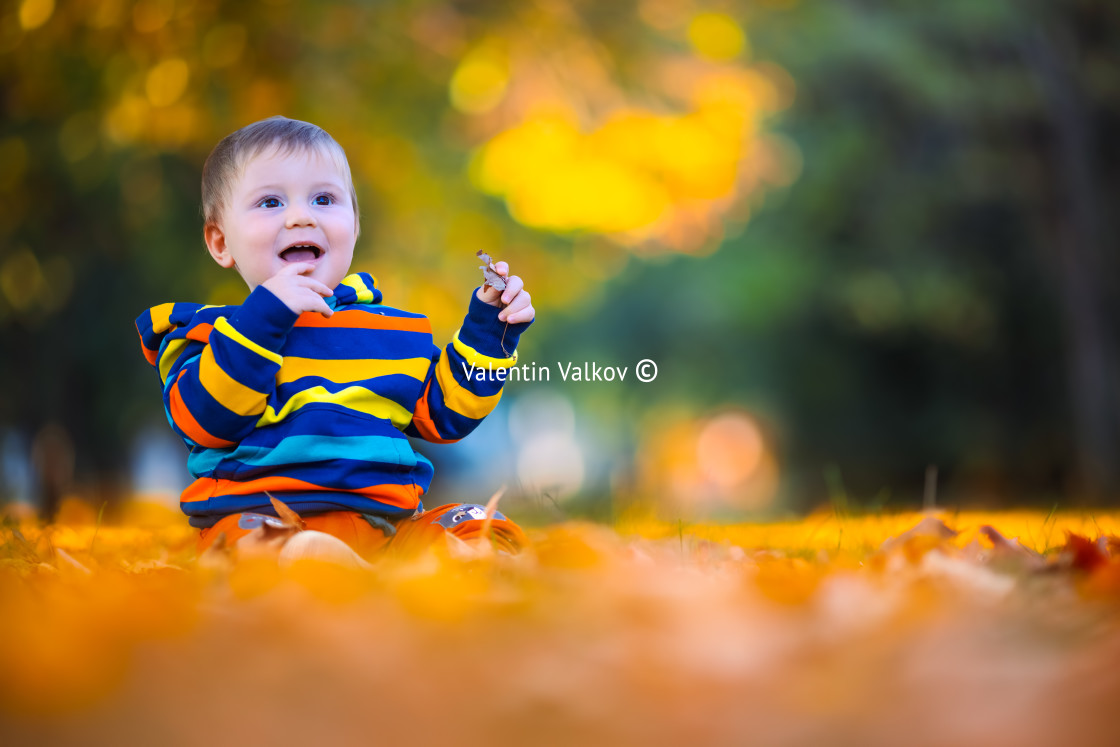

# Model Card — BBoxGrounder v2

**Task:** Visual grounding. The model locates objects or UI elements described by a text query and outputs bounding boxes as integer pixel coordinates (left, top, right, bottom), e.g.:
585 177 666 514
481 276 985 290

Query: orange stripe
186 323 214 344
294 310 431 334
181 475 423 509
168 371 236 449
411 380 459 444
141 342 158 366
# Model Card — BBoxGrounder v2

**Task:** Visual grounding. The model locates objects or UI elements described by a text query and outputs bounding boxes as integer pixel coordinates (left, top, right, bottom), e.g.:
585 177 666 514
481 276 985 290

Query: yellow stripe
258 385 412 429
341 274 375 304
451 329 518 369
149 303 175 334
278 356 430 385
159 338 190 384
213 317 283 365
199 346 269 416
435 354 502 420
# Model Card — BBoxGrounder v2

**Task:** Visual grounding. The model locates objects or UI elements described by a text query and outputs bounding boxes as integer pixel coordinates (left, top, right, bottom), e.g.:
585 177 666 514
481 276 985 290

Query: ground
1 504 1119 746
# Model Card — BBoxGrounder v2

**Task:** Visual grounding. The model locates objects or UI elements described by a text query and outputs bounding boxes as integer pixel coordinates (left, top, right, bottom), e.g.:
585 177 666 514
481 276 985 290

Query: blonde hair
201 115 359 234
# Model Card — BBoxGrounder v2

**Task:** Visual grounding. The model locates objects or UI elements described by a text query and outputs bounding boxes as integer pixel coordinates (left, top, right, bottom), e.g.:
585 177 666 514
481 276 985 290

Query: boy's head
202 116 360 291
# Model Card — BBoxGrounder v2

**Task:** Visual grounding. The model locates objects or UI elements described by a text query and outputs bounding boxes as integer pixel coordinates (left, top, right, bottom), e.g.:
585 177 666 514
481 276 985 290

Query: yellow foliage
473 98 757 241
688 12 748 62
450 41 510 114
18 0 54 32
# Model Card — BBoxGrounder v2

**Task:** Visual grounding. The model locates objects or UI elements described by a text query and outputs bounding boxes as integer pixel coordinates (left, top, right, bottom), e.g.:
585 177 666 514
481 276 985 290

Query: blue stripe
426 371 486 438
183 494 421 521
169 302 209 327
228 457 419 486
210 328 283 389
284 328 432 359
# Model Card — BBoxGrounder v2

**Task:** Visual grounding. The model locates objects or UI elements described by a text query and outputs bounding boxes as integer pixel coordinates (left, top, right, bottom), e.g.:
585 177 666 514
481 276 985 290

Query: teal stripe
189 434 416 477
187 447 225 476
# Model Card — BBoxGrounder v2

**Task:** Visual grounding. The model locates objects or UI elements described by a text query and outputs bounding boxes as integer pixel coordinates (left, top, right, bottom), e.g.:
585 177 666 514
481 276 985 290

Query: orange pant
197 503 528 561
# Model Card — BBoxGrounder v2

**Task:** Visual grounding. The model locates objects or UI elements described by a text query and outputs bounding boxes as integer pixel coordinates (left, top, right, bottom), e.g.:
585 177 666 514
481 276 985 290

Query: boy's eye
313 194 335 206
259 197 282 209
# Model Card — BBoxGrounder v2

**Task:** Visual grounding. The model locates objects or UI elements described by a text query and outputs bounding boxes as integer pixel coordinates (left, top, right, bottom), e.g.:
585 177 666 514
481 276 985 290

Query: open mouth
279 244 323 262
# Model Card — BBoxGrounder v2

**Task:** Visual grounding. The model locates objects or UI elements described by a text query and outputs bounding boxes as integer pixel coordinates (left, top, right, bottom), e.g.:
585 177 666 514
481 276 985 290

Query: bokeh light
637 408 779 517
509 391 585 500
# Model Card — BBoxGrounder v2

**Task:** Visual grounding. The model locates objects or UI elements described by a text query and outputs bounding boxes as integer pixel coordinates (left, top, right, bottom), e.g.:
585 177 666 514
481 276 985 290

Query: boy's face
205 146 357 292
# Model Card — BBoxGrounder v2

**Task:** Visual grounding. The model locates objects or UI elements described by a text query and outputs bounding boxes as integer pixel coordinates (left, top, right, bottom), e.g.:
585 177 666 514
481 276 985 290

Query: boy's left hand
477 261 535 324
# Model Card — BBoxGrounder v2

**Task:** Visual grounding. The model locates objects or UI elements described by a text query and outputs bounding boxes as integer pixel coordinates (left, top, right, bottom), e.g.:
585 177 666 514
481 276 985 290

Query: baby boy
136 116 535 558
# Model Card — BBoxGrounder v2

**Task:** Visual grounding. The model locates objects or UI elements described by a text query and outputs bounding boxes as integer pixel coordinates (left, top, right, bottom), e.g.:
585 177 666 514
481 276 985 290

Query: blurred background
1 0 1118 522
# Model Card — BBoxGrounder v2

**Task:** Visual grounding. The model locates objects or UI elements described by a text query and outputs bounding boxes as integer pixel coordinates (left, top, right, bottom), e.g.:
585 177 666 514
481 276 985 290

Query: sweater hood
136 272 381 368
326 272 382 308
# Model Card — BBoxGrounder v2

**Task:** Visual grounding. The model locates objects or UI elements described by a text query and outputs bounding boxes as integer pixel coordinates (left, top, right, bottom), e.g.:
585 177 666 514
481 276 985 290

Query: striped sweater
135 272 530 527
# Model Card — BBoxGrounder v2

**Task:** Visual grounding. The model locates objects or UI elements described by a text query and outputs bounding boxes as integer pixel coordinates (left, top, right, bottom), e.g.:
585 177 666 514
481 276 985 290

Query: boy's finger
314 296 334 318
278 262 315 277
300 277 335 297
493 261 509 276
500 275 523 305
504 305 535 324
498 300 517 320
476 285 501 304
498 293 531 321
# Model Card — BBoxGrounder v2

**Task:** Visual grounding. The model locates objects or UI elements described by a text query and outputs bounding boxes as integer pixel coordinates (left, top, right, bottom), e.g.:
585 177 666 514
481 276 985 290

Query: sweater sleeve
405 290 533 444
154 287 299 448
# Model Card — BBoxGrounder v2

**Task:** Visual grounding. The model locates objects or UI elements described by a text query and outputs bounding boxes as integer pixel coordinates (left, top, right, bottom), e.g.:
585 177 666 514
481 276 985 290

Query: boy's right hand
261 263 334 318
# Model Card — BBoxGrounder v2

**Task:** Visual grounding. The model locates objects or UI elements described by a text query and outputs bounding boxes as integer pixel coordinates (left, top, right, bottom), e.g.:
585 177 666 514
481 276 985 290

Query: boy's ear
204 222 236 269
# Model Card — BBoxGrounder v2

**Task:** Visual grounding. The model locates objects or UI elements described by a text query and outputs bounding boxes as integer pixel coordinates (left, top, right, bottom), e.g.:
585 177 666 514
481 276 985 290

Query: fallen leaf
55 547 92 575
1059 532 1109 573
477 485 506 552
197 531 233 572
879 516 959 554
978 524 1046 571
267 492 306 531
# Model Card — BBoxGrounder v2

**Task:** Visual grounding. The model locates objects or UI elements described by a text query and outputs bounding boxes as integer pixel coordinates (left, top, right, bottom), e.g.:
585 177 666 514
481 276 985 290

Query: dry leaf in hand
476 250 507 292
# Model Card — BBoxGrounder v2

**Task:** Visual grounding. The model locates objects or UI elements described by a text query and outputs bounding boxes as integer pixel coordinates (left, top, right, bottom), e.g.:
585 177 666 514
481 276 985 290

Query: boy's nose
285 205 317 228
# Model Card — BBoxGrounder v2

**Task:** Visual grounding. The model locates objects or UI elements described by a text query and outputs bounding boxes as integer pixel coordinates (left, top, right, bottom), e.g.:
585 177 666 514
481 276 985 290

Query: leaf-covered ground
2 506 1120 747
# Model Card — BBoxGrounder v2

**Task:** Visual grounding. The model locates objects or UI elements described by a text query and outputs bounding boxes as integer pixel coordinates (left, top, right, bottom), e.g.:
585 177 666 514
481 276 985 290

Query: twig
89 500 108 556
923 465 938 511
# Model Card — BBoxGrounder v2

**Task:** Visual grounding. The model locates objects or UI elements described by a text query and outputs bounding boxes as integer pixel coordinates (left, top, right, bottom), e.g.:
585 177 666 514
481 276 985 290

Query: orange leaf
1061 532 1108 573
266 492 306 531
478 485 506 548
